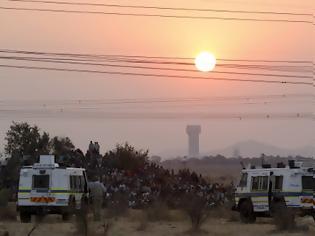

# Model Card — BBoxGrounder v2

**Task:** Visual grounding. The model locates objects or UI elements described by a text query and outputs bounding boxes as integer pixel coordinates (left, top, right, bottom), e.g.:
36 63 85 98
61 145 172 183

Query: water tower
186 125 201 158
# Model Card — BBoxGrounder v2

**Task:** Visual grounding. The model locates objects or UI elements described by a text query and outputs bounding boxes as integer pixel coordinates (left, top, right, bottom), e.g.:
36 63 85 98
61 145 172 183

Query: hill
161 155 314 183
158 140 315 158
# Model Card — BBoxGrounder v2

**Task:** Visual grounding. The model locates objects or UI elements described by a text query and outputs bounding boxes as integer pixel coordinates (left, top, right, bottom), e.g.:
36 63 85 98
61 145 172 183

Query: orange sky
0 0 313 155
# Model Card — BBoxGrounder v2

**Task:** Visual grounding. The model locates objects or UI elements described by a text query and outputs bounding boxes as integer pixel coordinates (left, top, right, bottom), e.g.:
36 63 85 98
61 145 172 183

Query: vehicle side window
260 176 268 190
80 176 85 191
70 176 73 189
302 176 314 191
274 176 283 190
252 177 259 190
70 176 76 190
239 173 248 187
76 176 81 191
252 176 268 191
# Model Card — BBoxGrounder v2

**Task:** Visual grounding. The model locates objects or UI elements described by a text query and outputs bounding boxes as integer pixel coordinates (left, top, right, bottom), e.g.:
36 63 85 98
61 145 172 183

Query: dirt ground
0 208 314 236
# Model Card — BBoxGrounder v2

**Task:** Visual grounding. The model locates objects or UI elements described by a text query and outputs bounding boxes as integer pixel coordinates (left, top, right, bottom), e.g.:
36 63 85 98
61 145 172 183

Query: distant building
186 125 201 158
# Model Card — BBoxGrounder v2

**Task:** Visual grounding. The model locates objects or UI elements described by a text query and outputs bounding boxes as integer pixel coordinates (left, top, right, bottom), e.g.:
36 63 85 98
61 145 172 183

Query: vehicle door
269 173 284 205
250 171 270 212
30 169 53 204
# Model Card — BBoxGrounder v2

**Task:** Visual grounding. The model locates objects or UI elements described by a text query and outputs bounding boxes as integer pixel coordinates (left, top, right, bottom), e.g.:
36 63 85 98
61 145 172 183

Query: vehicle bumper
17 205 69 215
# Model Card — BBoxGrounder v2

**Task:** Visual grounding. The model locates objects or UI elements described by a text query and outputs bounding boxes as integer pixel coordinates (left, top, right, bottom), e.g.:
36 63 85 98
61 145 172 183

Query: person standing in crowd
88 177 106 221
95 142 100 154
88 141 95 153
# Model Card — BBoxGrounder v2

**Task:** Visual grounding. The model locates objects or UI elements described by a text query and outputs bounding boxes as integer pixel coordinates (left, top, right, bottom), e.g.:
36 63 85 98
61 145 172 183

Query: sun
195 52 216 72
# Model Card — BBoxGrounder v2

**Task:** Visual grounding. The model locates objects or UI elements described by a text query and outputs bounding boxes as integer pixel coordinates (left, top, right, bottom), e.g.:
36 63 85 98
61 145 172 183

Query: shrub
105 192 129 219
180 193 211 233
145 201 170 222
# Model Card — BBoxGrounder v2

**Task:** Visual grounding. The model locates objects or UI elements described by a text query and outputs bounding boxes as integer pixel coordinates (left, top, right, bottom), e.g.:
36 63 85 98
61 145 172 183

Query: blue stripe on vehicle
18 190 71 193
51 190 70 193
18 190 31 193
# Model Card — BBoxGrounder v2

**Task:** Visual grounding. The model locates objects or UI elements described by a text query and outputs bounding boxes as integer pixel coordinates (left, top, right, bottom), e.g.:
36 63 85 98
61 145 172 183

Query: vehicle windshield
238 173 248 187
32 175 50 190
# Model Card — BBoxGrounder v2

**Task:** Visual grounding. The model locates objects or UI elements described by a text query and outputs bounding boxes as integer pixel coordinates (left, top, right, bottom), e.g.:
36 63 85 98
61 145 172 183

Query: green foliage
5 121 51 158
50 136 75 156
104 143 148 172
0 155 21 189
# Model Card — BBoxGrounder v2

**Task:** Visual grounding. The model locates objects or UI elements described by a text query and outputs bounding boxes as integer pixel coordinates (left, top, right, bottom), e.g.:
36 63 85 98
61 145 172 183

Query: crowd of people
99 165 232 209
65 142 235 216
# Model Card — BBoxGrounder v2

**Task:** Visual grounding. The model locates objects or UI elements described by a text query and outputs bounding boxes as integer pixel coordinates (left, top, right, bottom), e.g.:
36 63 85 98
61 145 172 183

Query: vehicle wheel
20 211 31 223
239 200 256 223
271 201 295 230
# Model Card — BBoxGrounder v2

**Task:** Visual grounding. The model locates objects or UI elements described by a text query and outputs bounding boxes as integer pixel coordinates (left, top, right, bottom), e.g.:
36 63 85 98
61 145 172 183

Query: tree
5 122 51 163
0 153 21 191
50 136 76 166
50 136 75 156
104 143 149 172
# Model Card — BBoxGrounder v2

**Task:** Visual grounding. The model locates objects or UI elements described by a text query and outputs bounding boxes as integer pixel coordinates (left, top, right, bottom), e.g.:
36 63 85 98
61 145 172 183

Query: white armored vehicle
17 155 89 222
233 160 315 223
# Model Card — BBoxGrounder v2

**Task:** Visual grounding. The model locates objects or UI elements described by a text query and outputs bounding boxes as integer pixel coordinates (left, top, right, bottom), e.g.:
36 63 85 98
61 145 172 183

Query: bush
105 192 129 219
180 193 211 233
145 201 170 222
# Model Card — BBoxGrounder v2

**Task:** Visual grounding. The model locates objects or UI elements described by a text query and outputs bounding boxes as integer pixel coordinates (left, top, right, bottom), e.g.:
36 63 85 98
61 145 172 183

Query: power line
0 64 312 85
1 93 311 104
0 6 313 24
1 99 311 108
0 109 312 120
0 56 312 80
0 49 313 76
7 0 313 17
0 50 312 74
1 49 313 64
71 57 313 73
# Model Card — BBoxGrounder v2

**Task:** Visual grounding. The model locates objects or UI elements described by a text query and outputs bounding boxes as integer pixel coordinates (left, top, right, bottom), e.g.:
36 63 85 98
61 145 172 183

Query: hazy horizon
1 0 313 157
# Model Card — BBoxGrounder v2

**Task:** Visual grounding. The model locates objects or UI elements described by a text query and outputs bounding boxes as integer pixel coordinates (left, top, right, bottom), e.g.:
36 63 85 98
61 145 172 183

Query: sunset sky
0 0 314 156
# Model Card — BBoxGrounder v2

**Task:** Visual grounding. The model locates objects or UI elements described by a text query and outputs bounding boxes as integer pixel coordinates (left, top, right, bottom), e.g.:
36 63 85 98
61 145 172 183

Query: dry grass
0 203 16 222
0 209 314 236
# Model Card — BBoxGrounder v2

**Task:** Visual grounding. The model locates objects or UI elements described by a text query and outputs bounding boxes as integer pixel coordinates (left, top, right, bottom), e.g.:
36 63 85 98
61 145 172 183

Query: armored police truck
17 155 89 223
233 160 315 224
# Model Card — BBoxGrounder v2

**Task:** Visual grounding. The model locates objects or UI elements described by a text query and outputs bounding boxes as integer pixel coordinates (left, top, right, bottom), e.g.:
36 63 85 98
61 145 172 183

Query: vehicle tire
271 201 295 230
239 200 256 224
20 211 31 223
